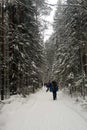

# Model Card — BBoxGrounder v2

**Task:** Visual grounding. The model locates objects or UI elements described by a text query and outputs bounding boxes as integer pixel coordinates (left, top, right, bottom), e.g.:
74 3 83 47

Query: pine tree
0 0 48 99
45 0 87 96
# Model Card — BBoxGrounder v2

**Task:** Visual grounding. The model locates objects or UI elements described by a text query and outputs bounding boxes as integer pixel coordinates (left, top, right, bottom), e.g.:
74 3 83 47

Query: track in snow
0 87 87 130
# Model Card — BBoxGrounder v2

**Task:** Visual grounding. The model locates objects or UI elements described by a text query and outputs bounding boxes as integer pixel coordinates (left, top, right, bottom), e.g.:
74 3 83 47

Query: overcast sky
44 0 58 42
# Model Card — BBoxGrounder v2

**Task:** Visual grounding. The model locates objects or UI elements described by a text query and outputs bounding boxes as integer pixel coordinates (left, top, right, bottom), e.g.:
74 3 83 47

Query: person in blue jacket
51 80 58 100
46 80 58 100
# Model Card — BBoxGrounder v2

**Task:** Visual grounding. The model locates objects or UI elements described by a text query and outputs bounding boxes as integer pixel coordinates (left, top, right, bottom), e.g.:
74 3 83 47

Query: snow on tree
0 0 49 99
45 0 87 97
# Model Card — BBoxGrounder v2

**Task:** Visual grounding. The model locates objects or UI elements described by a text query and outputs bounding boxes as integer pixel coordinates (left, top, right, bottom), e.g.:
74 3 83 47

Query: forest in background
45 0 87 98
0 0 52 99
0 0 87 100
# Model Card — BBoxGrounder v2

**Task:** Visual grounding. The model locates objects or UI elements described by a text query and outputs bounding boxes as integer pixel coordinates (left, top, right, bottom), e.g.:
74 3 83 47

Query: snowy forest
0 0 49 99
0 0 87 130
45 0 87 99
0 0 87 100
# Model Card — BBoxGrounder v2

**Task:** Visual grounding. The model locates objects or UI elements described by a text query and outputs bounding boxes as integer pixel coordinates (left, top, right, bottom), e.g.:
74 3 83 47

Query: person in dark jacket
52 80 58 100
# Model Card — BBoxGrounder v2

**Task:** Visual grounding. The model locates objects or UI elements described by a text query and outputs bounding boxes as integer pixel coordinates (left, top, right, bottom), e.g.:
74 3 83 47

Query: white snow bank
0 88 87 130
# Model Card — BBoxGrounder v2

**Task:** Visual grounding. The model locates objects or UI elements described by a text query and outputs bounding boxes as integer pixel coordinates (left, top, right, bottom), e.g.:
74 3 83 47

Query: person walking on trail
45 80 58 100
51 80 58 100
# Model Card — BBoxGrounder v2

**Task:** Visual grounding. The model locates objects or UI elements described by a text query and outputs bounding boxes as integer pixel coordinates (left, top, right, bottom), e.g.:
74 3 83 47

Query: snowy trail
0 88 87 130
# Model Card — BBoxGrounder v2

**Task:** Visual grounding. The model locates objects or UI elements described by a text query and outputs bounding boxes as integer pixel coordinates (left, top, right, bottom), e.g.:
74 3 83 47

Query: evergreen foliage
45 0 87 97
0 0 48 99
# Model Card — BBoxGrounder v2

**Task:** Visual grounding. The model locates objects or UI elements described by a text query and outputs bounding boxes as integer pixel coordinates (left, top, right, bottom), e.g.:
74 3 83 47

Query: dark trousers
53 91 57 100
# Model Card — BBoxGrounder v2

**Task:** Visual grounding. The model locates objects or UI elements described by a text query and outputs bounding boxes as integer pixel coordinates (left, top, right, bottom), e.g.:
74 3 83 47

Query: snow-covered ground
0 87 87 130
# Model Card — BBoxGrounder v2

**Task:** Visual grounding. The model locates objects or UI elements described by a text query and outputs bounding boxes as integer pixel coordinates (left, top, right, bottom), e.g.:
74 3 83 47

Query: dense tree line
45 0 87 97
0 0 49 100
